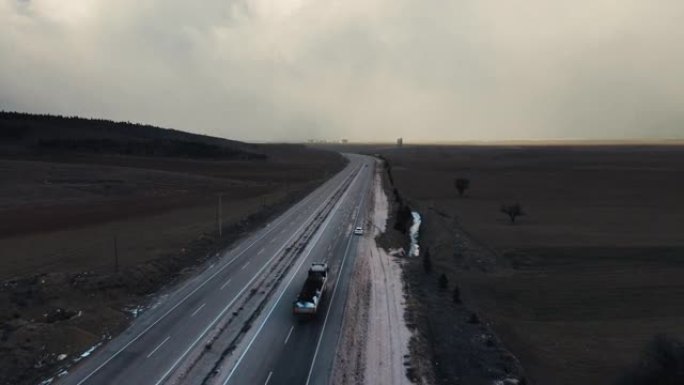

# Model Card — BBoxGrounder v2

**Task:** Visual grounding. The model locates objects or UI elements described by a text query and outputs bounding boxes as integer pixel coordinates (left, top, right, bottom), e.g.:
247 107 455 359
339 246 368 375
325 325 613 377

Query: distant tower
397 137 403 147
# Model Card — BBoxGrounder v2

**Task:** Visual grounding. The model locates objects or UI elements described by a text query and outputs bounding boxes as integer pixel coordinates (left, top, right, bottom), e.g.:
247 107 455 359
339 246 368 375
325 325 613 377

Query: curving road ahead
58 153 375 385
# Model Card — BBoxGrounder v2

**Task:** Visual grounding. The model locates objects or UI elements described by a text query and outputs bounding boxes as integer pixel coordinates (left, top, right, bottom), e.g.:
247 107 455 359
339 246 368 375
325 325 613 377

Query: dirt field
0 114 346 385
373 145 684 385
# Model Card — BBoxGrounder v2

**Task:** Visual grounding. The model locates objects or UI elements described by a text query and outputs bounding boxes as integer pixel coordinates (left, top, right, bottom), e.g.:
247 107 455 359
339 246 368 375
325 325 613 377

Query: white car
353 226 364 235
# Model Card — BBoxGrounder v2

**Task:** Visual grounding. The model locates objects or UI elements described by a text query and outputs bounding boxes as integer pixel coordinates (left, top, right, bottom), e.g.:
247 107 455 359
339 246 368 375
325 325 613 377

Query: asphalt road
59 153 375 385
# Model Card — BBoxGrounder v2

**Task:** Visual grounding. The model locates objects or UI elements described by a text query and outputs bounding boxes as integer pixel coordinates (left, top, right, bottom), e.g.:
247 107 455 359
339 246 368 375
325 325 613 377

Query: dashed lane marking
284 325 294 345
190 303 206 317
146 336 171 359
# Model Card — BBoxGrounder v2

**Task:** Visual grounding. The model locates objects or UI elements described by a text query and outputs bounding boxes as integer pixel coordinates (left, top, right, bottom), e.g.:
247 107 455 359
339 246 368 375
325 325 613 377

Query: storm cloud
1 0 683 142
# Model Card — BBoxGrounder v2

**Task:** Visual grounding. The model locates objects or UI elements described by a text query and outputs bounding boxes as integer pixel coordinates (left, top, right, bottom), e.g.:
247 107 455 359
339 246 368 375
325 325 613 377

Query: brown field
0 113 346 384
375 145 684 385
0 150 341 279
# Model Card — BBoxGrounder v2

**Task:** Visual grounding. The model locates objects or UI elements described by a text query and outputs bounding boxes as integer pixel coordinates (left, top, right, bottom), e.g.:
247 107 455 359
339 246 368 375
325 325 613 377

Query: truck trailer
293 263 329 318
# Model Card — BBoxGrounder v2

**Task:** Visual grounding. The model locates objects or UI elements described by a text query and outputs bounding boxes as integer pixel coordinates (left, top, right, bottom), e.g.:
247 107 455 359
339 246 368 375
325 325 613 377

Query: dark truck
293 263 329 318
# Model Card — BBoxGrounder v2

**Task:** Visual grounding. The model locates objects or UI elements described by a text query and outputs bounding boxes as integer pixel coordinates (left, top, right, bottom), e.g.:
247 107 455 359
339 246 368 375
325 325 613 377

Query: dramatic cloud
1 0 683 142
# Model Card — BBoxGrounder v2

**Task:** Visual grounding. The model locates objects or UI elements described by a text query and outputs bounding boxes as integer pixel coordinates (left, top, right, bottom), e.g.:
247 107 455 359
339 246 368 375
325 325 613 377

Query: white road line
146 336 171 359
191 303 206 317
241 261 250 270
222 167 364 385
220 278 232 290
284 325 294 345
153 168 361 385
258 248 265 255
304 167 372 385
264 371 273 385
72 171 336 385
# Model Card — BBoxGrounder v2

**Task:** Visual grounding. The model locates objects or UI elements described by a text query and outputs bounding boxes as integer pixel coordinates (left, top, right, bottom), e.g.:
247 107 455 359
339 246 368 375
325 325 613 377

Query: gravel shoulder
331 160 414 385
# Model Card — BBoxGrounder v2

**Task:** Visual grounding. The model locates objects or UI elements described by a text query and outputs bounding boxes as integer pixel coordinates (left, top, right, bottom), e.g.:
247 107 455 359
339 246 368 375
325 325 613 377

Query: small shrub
614 334 684 385
455 178 470 196
438 273 448 290
452 286 461 303
423 249 432 273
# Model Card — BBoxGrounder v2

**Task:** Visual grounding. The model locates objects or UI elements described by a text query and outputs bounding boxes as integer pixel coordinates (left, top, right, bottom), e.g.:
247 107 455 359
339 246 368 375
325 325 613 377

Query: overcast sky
1 0 683 142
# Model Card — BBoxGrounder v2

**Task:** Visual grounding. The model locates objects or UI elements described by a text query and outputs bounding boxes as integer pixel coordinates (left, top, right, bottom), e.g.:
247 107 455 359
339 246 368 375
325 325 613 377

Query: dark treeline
377 154 413 233
0 111 266 160
36 138 266 160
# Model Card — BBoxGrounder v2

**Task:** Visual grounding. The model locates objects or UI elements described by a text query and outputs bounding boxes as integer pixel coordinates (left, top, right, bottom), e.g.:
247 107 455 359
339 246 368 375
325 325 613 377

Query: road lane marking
146 336 171 358
264 371 273 385
284 325 294 345
153 167 363 385
72 166 349 385
222 165 365 385
191 303 206 317
305 167 372 385
241 261 250 270
258 248 265 255
220 279 232 290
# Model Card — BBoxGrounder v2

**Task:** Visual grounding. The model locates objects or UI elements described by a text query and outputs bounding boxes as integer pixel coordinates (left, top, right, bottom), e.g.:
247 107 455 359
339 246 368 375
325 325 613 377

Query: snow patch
493 378 520 385
74 342 102 362
408 211 421 257
125 305 146 318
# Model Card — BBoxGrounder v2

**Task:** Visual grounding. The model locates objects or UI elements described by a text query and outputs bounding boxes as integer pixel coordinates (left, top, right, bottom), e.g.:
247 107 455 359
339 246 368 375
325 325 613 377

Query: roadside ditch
376 157 527 385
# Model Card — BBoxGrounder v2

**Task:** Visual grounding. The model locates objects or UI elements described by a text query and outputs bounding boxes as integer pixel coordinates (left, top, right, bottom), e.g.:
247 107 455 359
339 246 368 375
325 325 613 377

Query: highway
58 153 375 385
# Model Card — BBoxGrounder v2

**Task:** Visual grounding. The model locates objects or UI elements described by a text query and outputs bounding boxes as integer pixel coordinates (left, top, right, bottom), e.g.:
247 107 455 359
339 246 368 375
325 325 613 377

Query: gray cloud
1 0 683 142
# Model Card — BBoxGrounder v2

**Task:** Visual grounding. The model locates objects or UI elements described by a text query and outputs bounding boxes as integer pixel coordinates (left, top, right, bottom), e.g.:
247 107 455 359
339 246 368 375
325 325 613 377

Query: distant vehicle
293 263 328 318
354 226 364 235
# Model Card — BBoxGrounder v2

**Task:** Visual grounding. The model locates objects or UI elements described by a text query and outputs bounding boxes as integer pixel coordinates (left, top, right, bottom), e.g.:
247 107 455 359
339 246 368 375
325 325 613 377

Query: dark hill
0 111 265 160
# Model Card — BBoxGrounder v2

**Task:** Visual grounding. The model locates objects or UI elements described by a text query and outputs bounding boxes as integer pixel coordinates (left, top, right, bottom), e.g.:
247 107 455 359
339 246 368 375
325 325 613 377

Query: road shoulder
331 160 414 385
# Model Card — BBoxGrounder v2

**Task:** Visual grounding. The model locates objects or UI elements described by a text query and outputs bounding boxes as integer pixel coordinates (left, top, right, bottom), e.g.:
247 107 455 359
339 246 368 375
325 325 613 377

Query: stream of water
408 211 421 257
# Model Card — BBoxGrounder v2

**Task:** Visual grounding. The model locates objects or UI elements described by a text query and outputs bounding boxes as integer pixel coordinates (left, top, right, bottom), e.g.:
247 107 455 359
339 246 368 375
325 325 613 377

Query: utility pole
217 193 222 238
114 235 119 273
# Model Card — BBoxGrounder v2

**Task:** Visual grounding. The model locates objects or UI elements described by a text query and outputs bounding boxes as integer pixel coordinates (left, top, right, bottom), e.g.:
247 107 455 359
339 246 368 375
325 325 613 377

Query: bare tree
454 178 470 197
500 203 524 224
